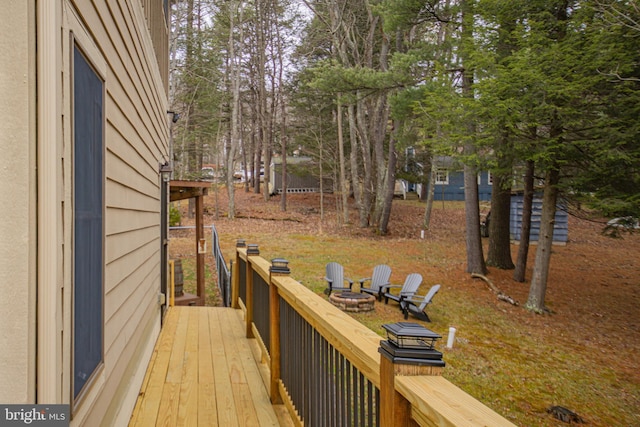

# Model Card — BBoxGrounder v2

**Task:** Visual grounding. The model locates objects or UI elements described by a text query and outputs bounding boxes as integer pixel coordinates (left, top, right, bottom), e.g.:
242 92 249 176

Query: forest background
168 0 639 314
167 1 639 424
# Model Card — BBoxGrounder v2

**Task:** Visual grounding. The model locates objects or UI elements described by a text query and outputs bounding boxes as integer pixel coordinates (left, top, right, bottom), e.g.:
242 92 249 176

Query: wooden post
268 258 289 404
195 194 205 305
231 240 245 309
245 244 259 338
169 260 175 307
245 260 254 338
379 336 444 426
269 274 283 404
380 354 414 426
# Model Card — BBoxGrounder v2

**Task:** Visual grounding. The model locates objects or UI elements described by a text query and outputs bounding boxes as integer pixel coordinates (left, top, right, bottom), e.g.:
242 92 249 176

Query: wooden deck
129 306 293 426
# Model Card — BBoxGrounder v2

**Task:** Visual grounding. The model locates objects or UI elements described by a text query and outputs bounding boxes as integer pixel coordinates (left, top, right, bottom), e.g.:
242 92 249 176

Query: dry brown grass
169 186 640 427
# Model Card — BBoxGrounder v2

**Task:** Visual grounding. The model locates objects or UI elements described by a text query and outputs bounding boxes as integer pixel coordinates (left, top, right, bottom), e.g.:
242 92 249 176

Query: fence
231 243 517 427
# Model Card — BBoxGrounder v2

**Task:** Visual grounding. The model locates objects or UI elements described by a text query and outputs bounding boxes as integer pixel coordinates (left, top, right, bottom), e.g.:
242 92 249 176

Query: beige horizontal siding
67 0 168 424
105 226 158 265
106 180 160 212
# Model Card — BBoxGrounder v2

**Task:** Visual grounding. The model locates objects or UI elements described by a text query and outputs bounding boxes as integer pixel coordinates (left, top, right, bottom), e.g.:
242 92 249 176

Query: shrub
169 203 181 226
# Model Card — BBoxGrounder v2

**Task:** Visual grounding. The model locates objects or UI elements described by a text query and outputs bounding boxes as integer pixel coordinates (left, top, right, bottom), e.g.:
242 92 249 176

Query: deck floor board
129 306 291 426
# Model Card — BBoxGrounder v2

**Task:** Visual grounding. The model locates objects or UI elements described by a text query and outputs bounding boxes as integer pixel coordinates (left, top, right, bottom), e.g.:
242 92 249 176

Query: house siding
0 0 171 424
67 1 169 424
510 194 569 244
434 171 492 201
0 0 37 404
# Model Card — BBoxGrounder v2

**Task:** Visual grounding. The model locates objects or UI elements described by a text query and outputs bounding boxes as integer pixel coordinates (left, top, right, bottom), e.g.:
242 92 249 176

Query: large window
73 44 104 401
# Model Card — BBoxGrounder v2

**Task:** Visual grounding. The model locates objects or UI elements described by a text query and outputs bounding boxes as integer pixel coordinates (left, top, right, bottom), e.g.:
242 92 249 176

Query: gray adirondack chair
358 264 392 301
381 273 422 306
324 262 354 295
400 284 441 322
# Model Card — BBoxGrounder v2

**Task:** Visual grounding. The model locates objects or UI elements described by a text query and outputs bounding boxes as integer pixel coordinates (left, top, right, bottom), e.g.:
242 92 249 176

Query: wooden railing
232 244 517 427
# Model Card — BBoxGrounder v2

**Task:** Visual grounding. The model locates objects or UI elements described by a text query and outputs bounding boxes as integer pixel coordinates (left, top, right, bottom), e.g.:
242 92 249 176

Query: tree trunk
347 105 363 222
525 167 560 312
378 125 397 235
464 163 487 274
486 9 516 269
423 155 437 229
255 0 268 199
486 170 515 269
355 99 373 228
275 2 286 211
226 0 243 219
526 2 569 309
372 32 391 229
461 0 486 275
513 159 535 282
337 98 349 224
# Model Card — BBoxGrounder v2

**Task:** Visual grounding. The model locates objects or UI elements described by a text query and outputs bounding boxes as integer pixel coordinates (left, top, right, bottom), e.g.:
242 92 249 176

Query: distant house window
435 169 449 185
73 44 104 401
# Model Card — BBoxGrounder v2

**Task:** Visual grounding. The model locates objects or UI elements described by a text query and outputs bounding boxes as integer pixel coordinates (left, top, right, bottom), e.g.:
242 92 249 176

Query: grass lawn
169 191 640 427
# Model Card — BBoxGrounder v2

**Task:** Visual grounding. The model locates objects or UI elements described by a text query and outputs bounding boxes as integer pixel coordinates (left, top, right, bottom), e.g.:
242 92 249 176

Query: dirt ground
172 187 640 424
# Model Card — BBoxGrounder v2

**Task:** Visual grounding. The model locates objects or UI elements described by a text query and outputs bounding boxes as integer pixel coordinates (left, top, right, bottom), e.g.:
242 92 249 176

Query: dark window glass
73 45 104 400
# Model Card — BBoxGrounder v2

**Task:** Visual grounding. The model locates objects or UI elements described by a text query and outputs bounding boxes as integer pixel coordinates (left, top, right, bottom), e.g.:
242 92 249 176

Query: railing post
195 195 205 305
231 239 245 309
269 258 289 404
379 323 445 426
380 355 413 426
245 244 259 339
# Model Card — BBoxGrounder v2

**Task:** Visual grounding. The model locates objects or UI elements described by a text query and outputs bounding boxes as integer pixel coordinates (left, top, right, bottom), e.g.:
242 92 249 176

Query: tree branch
471 273 519 306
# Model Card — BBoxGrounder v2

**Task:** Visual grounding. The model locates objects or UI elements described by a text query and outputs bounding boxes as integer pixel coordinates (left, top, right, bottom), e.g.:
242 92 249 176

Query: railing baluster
252 270 270 354
272 298 380 426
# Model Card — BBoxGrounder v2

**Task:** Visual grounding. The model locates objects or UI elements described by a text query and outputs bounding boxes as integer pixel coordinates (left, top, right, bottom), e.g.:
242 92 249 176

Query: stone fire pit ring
329 291 376 313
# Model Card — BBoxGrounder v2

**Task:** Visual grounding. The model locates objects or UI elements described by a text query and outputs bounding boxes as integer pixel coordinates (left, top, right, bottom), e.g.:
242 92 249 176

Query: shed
269 156 333 195
510 194 569 244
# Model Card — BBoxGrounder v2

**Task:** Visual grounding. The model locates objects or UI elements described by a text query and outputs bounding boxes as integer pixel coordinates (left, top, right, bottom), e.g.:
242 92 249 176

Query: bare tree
226 0 244 218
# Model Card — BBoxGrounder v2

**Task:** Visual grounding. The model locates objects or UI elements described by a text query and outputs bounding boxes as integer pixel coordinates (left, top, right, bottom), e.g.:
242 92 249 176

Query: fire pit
329 292 376 313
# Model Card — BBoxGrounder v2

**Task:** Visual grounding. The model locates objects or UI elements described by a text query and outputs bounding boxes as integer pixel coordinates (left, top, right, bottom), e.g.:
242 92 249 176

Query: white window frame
435 169 449 185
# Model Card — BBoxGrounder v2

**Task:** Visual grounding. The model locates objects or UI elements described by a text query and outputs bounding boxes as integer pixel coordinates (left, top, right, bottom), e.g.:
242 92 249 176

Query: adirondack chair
381 273 422 306
358 264 392 301
324 262 354 295
400 284 441 322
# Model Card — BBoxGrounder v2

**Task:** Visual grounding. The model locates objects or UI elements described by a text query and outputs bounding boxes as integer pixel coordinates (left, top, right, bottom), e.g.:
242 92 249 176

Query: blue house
432 156 492 201
427 157 569 243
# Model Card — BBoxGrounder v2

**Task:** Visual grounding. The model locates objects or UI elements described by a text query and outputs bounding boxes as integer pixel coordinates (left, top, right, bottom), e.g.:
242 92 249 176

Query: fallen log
471 273 519 306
